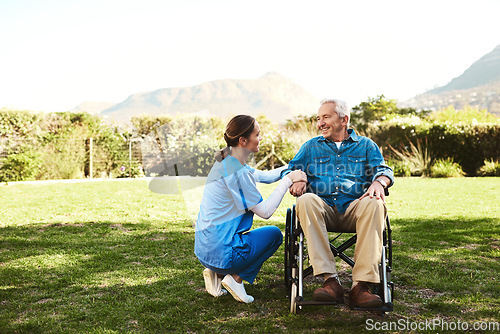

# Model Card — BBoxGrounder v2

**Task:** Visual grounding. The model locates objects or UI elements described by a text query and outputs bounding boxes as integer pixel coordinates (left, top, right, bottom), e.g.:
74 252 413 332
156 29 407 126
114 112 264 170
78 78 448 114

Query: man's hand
359 177 389 203
289 181 307 197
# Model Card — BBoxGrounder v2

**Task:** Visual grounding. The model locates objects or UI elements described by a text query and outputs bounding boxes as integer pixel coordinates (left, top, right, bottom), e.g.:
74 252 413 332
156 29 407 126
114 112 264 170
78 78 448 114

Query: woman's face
241 121 262 153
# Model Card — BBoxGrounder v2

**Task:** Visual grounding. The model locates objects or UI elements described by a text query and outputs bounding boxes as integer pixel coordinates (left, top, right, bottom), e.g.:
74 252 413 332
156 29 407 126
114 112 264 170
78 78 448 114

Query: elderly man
282 98 394 308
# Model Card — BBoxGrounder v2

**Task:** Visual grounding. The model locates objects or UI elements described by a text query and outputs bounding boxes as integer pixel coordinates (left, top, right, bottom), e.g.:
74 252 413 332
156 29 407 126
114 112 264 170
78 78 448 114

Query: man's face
316 102 348 141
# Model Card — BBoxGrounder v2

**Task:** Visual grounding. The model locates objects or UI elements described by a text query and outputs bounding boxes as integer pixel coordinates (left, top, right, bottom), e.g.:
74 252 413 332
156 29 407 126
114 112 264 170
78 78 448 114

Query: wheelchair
284 203 393 314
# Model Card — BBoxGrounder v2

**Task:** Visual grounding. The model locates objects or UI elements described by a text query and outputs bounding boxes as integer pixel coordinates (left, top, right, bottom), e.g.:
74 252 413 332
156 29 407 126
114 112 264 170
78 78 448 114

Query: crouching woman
195 115 306 303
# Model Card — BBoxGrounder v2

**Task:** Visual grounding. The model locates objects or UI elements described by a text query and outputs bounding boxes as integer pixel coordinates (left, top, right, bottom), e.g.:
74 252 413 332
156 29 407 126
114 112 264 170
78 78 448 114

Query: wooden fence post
89 137 93 179
129 139 132 177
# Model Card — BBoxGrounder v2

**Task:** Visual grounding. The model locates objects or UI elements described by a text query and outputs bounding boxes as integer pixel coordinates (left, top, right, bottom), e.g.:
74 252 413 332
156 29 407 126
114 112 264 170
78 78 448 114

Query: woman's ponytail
215 146 231 162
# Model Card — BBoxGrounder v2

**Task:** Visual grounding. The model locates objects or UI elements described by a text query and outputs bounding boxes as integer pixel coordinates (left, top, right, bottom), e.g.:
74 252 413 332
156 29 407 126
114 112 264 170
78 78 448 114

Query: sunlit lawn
0 177 499 333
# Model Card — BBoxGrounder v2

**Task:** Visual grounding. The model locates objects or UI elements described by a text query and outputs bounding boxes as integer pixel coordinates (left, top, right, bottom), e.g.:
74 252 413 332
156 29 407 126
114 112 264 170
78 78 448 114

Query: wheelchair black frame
284 204 394 314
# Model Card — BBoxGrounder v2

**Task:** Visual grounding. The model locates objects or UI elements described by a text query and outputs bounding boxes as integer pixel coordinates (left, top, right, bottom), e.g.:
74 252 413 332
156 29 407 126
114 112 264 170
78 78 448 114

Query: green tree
0 108 42 138
131 115 173 137
284 114 317 133
140 115 224 176
351 95 430 131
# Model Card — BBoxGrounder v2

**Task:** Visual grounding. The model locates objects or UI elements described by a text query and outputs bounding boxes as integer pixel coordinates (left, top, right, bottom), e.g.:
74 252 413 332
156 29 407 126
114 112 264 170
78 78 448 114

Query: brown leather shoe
313 277 344 304
349 282 383 308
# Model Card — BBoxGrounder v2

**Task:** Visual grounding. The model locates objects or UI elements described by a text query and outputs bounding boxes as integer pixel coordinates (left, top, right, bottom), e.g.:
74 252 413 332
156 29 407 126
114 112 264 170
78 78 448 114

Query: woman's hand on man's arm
285 170 307 197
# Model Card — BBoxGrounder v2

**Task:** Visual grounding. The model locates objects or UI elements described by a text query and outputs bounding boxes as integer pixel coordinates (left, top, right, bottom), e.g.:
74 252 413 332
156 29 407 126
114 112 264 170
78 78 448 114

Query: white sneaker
203 268 227 297
221 275 254 303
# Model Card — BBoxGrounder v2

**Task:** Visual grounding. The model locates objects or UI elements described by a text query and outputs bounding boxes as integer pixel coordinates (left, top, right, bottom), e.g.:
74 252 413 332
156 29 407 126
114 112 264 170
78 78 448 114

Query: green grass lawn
1 177 499 333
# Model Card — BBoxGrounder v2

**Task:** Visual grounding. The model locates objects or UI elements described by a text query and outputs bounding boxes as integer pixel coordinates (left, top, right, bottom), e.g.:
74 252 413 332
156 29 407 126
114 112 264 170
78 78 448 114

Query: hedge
2 109 499 180
366 117 500 176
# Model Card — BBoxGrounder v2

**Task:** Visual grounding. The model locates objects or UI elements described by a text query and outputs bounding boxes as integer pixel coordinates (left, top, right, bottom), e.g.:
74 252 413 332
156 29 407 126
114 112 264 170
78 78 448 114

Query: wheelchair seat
284 204 393 314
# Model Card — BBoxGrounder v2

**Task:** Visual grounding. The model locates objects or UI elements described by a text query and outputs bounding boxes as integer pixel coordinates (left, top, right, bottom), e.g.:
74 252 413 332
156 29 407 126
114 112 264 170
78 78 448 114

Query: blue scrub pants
200 226 283 284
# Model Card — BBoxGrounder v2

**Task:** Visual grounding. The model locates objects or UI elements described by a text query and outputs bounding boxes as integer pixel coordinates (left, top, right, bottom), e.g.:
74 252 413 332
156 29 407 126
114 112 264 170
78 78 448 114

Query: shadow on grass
0 221 206 332
1 217 499 333
391 217 499 322
0 221 380 333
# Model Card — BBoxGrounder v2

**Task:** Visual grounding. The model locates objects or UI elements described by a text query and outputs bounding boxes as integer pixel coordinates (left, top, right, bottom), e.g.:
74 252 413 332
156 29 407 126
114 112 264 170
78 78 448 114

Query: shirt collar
318 128 359 143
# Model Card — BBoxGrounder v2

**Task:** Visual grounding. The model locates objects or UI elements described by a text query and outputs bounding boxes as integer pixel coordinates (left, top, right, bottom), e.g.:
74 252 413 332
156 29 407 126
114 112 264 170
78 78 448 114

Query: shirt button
337 155 340 157
337 167 340 170
334 198 337 201
336 175 339 178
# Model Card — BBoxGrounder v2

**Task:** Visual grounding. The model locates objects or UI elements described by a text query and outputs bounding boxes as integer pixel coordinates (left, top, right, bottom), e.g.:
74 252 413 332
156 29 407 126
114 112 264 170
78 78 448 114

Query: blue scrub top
194 155 263 269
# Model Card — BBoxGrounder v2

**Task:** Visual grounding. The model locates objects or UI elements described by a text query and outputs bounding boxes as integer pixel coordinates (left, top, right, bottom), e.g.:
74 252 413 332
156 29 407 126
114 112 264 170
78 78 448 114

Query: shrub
367 117 500 176
93 127 129 177
387 158 411 177
38 135 88 180
0 149 43 182
388 139 432 177
253 115 297 170
141 116 224 176
428 105 498 123
430 158 465 178
0 109 42 137
116 162 145 178
477 159 500 176
1 109 132 180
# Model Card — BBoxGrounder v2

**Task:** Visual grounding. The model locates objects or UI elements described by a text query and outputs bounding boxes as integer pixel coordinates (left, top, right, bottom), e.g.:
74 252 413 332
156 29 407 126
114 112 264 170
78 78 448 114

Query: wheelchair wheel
290 268 298 314
373 219 394 311
284 207 293 292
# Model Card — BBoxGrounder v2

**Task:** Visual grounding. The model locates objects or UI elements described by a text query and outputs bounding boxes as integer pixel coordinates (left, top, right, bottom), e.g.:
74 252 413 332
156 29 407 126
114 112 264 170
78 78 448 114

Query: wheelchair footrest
295 297 341 307
354 302 393 313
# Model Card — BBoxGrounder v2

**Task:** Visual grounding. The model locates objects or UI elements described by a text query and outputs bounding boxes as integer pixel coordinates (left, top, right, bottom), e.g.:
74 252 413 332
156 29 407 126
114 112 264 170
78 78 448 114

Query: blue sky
1 0 499 112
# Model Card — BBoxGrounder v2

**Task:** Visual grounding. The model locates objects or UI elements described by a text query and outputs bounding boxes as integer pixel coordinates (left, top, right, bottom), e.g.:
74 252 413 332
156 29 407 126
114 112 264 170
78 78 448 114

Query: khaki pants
295 193 387 283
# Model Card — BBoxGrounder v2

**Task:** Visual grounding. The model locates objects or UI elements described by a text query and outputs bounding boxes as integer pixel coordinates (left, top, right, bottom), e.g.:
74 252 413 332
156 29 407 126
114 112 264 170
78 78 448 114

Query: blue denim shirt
282 129 394 214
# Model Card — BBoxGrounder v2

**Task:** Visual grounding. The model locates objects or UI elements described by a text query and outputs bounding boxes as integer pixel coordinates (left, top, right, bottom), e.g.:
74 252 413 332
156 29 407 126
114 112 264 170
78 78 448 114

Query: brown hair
215 115 256 162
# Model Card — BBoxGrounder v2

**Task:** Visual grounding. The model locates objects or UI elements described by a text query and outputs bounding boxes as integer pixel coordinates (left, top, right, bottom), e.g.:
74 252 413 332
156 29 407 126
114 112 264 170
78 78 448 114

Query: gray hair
320 98 350 127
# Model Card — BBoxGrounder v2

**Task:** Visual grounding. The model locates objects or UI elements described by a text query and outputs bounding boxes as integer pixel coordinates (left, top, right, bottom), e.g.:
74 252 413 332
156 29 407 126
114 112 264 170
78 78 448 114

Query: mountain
402 45 500 116
430 45 500 93
98 72 319 123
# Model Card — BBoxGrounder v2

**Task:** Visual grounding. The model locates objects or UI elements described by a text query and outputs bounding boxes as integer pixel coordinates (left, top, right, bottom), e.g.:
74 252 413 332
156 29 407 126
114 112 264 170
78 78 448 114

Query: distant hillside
98 73 319 123
430 45 500 93
402 45 500 116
